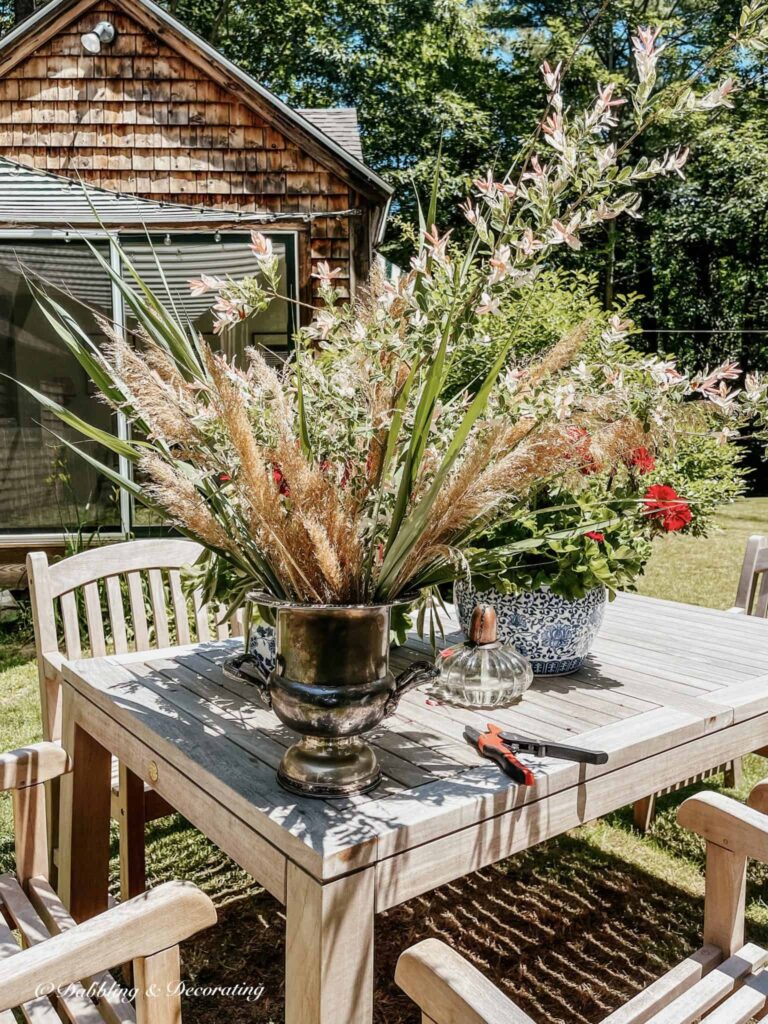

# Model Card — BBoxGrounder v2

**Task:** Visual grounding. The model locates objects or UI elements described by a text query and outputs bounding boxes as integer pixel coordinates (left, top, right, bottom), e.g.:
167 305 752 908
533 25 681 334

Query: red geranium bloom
586 531 605 543
628 446 656 474
643 484 692 532
272 465 290 497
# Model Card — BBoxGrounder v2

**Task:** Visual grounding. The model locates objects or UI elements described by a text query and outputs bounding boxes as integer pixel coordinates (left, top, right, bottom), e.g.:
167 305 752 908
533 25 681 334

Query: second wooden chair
26 538 245 899
397 777 768 1023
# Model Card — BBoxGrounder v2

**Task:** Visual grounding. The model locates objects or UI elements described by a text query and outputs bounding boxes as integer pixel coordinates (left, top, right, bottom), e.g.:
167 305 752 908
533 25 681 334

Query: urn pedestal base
277 735 381 798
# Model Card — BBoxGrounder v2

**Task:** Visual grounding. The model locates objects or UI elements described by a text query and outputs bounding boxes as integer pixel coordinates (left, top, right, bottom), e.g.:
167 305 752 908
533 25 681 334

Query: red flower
628 446 656 474
272 465 290 497
643 484 692 533
585 531 605 543
216 472 231 484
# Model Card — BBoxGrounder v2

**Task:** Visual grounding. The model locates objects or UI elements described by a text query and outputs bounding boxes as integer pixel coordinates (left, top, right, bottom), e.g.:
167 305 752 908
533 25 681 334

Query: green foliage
443 268 617 398
2 0 766 370
473 484 654 599
650 429 750 535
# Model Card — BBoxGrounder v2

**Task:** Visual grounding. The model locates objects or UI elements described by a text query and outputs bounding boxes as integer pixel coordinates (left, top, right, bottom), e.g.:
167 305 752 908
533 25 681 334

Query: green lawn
2 498 768 1023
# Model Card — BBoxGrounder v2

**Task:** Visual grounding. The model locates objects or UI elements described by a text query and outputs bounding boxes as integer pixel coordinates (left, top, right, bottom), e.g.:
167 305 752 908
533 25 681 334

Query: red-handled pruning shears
464 723 609 785
464 724 536 785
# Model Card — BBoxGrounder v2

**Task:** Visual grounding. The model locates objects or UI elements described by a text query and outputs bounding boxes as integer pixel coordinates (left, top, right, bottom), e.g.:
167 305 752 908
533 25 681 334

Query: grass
2 497 768 1022
636 497 768 609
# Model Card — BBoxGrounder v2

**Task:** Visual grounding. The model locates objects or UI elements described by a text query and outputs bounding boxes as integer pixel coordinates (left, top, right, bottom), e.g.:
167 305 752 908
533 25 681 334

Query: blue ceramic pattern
248 623 277 677
454 581 607 676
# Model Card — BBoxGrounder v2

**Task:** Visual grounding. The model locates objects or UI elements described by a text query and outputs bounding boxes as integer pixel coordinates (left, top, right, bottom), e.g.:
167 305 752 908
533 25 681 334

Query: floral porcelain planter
248 622 277 677
454 581 607 676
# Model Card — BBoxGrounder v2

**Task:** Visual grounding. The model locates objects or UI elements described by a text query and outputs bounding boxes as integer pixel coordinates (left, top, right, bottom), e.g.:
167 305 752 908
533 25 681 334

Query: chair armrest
395 939 536 1024
678 792 768 862
0 743 71 792
748 777 768 815
0 880 216 1012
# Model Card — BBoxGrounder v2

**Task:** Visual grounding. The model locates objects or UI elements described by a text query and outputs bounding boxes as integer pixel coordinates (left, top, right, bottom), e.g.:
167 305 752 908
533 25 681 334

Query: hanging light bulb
214 230 222 243
80 21 116 54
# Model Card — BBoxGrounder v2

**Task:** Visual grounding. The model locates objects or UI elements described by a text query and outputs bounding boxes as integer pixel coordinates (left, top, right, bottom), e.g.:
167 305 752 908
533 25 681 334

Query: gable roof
0 0 391 201
299 109 364 162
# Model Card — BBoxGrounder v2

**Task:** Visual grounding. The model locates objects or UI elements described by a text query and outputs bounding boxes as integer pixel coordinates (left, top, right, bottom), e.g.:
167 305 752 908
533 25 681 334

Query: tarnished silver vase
224 593 438 798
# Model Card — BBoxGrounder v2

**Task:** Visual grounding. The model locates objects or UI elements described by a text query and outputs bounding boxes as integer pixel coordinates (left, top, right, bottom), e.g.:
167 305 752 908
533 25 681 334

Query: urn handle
223 654 272 709
385 659 440 717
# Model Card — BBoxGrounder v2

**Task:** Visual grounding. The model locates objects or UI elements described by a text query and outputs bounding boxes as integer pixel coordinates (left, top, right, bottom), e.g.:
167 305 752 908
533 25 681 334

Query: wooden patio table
57 591 768 1024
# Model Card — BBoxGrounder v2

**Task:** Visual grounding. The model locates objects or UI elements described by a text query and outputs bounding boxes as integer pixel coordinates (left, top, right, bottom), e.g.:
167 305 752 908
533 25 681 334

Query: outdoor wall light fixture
80 21 116 54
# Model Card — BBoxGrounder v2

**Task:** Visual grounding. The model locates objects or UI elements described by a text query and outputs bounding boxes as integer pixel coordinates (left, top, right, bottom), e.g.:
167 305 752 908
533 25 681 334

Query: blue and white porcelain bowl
248 622 277 677
454 581 607 676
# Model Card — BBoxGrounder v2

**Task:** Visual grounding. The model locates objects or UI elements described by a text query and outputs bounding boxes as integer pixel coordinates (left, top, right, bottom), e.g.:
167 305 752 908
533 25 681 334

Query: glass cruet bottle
431 605 533 708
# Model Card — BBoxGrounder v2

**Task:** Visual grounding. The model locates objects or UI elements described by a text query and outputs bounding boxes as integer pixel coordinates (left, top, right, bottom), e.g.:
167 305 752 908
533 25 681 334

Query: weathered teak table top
58 593 768 1024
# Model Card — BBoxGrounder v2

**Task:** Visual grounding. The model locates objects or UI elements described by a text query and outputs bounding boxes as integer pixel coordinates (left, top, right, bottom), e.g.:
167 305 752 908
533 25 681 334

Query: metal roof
0 0 392 199
299 109 364 161
0 156 364 229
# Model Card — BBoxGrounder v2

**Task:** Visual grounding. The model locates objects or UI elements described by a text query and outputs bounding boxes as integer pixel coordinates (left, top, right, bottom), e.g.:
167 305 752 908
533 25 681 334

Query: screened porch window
1 232 297 536
0 240 119 532
121 234 296 366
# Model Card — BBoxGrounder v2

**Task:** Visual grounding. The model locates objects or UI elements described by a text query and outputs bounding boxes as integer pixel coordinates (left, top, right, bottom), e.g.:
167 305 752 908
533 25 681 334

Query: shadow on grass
135 811 742 1024
604 757 768 902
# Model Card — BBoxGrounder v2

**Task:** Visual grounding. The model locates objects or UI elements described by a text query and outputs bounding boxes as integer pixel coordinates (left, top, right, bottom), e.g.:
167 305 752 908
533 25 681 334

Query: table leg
117 763 147 900
57 689 112 922
285 862 375 1024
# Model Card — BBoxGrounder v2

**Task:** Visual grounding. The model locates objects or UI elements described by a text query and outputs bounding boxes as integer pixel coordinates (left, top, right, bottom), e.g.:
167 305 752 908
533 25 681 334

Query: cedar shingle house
0 0 391 561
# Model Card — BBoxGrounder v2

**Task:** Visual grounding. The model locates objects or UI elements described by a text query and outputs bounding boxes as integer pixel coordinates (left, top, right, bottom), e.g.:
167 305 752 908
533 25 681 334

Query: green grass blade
376 313 517 598
31 285 126 405
384 302 456 555
426 136 443 237
8 377 143 460
293 340 311 458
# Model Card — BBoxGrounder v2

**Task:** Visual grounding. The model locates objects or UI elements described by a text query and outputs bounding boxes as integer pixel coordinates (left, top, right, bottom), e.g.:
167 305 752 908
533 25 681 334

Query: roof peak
0 0 390 198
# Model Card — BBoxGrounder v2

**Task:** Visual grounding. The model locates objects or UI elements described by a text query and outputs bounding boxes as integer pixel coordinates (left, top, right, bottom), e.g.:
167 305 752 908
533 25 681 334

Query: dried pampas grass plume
140 454 232 553
515 320 594 399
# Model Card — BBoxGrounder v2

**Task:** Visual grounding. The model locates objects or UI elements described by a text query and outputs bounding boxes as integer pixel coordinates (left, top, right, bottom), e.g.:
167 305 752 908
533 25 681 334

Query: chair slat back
27 539 246 741
733 535 768 617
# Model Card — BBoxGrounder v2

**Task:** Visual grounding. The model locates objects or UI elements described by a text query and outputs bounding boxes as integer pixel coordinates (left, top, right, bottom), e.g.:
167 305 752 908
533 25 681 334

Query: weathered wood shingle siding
0 0 383 305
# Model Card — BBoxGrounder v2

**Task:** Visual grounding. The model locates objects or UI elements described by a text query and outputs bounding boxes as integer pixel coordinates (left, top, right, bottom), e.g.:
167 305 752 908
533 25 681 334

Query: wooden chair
0 740 217 1023
631 536 768 833
396 779 768 1024
26 538 246 900
731 534 768 617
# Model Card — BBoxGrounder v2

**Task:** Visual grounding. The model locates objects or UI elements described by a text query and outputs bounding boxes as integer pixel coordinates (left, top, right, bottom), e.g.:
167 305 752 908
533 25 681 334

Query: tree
490 0 766 368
